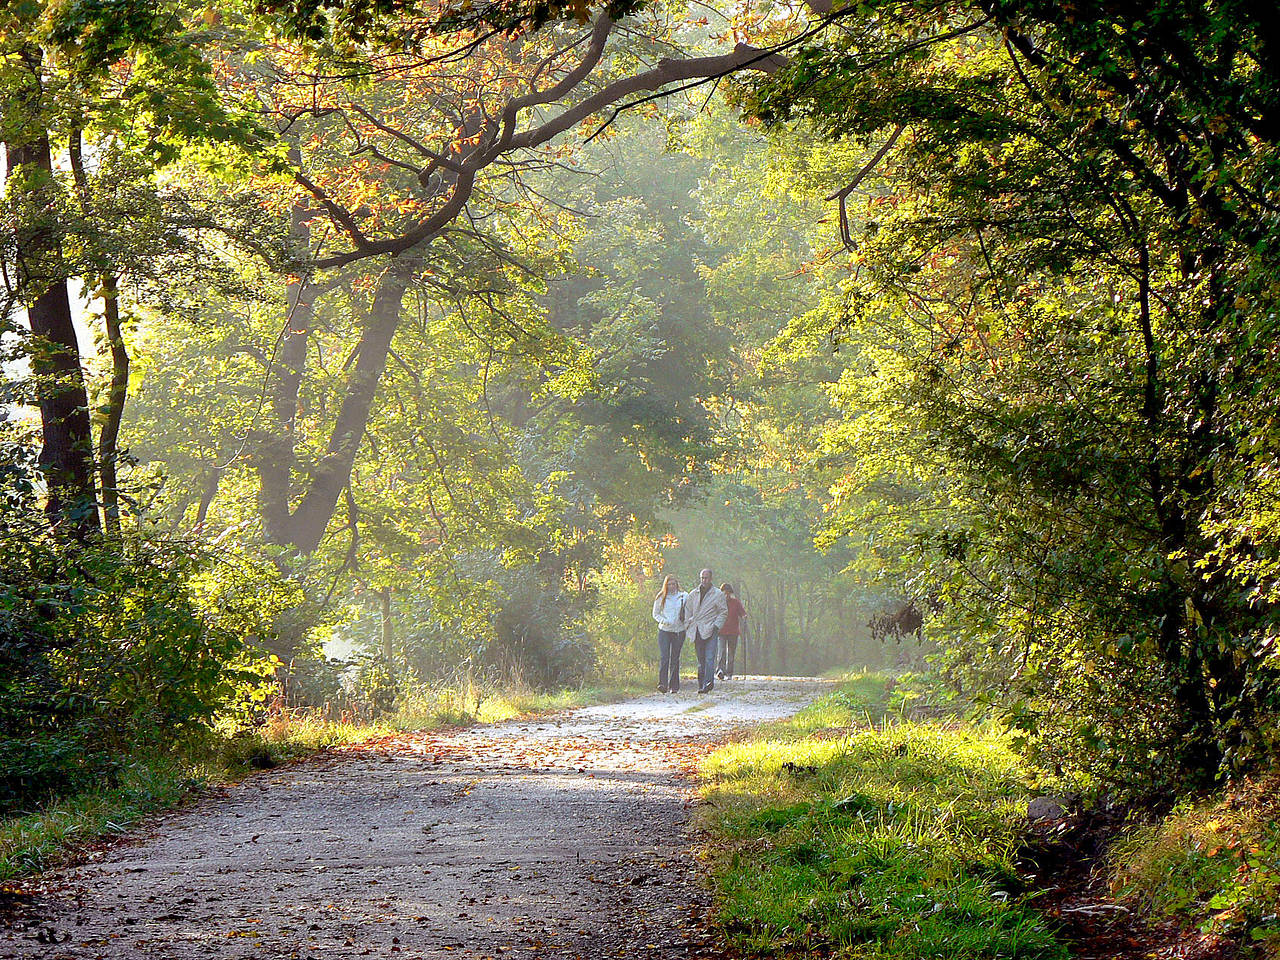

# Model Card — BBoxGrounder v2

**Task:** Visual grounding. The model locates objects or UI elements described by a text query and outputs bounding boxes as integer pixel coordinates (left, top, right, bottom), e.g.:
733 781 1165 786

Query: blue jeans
694 630 718 690
657 630 684 691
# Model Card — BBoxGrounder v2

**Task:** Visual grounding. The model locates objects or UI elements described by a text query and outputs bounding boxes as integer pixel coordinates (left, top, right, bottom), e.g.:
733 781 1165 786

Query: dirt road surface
2 677 831 960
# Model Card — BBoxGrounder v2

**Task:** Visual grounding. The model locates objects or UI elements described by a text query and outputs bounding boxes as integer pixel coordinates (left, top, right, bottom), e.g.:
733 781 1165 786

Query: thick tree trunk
257 205 414 556
23 249 97 535
5 58 99 538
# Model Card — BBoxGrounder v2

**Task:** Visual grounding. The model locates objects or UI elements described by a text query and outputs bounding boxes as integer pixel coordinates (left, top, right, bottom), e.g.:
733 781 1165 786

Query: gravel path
1 676 831 960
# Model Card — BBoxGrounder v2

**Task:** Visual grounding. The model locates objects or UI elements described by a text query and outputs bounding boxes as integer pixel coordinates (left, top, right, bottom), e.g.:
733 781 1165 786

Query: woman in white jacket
652 575 687 693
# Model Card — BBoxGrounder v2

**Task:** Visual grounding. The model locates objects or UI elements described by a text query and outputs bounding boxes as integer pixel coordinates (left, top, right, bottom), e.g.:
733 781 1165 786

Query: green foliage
18 0 268 162
124 221 602 680
746 0 1280 787
254 0 645 45
9 0 1279 827
700 677 1073 959
352 653 400 715
540 122 730 510
0 464 289 812
120 107 853 691
585 563 660 686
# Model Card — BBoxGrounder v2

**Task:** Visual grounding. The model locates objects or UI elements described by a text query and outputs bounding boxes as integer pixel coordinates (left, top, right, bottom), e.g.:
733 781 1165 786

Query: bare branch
350 102 467 173
294 169 374 250
311 167 477 269
489 14 617 158
827 124 906 247
508 41 789 154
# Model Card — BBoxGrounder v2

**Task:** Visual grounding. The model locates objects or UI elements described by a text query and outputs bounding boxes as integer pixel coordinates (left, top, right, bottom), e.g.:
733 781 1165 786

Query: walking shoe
705 681 714 692
716 670 725 680
658 685 668 693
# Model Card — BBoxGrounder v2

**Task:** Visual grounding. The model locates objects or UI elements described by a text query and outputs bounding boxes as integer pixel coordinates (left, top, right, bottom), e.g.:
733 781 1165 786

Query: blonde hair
655 574 679 603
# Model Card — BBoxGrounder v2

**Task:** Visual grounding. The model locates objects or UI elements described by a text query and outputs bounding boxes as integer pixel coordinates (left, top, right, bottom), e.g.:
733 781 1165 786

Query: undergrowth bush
584 576 653 686
1110 770 1280 956
0 516 290 814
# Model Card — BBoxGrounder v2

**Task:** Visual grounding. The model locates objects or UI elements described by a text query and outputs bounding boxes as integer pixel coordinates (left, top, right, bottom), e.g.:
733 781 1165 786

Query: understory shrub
0 512 287 813
1109 770 1280 955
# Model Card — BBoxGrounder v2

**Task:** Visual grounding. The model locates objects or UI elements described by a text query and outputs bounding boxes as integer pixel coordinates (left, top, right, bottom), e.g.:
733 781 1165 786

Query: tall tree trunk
259 195 314 546
1136 237 1224 780
69 130 128 537
96 275 128 536
284 260 412 553
5 52 98 538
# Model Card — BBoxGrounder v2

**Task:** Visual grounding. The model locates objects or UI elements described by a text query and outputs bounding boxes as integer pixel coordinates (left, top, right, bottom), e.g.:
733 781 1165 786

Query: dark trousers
657 630 684 691
694 631 718 690
717 634 739 677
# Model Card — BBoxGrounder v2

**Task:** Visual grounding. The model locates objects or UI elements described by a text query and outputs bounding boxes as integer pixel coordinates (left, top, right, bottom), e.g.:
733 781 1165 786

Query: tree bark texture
5 52 99 538
96 275 129 537
287 262 412 553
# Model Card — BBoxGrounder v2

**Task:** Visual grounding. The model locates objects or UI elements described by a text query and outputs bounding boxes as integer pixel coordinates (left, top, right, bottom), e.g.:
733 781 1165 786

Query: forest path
2 676 832 960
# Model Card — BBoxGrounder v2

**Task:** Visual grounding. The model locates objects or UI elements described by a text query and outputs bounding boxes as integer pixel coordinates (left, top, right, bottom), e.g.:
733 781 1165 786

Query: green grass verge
0 679 641 883
0 752 197 882
698 674 1073 960
1108 769 1280 956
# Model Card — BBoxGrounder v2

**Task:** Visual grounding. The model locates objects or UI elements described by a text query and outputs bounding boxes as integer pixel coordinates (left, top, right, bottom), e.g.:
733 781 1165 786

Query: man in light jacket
684 568 728 694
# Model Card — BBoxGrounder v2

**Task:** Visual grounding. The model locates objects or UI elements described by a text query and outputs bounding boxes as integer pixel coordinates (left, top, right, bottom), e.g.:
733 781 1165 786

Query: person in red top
716 583 747 680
